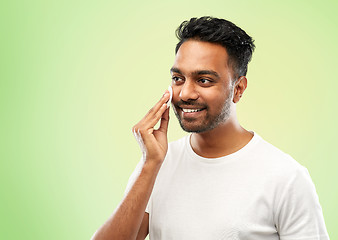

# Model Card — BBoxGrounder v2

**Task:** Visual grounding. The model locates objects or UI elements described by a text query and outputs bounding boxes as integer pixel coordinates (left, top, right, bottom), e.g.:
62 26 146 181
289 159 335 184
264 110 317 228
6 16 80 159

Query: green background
1 0 337 239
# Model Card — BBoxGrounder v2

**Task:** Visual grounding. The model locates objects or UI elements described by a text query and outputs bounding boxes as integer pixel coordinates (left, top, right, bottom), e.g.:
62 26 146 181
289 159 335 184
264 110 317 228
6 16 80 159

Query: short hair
175 16 255 79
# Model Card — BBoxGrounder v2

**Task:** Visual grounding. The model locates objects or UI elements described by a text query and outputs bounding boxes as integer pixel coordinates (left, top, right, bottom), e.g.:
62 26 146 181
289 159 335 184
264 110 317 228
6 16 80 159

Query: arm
92 90 171 240
276 166 329 239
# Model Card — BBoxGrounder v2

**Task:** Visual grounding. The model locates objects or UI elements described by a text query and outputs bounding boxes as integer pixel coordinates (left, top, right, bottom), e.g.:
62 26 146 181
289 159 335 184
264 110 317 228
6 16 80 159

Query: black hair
175 16 255 79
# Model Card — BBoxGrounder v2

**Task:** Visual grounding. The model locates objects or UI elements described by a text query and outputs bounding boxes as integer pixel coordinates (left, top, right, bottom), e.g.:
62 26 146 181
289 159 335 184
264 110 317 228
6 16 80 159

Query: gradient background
1 0 337 239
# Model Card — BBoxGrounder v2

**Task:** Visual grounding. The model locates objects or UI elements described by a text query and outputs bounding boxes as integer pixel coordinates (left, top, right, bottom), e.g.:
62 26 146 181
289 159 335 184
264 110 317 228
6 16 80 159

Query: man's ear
233 76 247 103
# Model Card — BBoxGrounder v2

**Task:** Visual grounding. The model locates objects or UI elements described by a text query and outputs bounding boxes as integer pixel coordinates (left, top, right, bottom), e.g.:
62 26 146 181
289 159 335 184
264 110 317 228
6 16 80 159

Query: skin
91 92 170 240
92 40 253 240
171 40 253 158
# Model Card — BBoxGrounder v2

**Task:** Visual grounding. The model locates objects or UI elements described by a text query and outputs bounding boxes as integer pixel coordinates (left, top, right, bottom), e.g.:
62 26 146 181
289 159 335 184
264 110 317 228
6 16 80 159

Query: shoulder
249 133 316 199
167 135 189 156
156 135 190 173
253 133 304 176
168 135 188 147
253 134 319 206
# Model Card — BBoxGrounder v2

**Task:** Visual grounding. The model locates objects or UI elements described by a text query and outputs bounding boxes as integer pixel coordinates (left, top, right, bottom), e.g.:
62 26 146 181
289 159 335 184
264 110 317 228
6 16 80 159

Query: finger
142 91 170 123
137 128 158 158
148 91 170 117
146 103 168 130
158 107 170 134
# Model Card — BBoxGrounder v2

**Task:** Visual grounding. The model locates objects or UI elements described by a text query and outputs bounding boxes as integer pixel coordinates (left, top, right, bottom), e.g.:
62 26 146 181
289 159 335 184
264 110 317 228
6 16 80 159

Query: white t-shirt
126 132 329 240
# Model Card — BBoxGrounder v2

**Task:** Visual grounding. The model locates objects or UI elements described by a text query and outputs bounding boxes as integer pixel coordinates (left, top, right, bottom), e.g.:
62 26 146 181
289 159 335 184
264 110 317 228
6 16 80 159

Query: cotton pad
167 85 173 108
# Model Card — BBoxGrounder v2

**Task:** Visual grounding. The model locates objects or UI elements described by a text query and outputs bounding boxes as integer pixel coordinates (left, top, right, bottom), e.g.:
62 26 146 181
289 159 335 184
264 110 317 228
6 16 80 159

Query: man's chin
174 110 217 133
179 121 213 133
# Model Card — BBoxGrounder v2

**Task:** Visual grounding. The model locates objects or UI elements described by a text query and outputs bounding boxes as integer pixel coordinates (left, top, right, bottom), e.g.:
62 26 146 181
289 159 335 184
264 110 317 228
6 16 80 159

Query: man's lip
179 107 206 111
177 105 207 110
178 106 207 114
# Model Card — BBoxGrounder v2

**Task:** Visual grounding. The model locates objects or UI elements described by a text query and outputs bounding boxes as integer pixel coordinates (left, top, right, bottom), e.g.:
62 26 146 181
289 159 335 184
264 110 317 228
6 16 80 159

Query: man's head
171 17 255 133
175 16 255 80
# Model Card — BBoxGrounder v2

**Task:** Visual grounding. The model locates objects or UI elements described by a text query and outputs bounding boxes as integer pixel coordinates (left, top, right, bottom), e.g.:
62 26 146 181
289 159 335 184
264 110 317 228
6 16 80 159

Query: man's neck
190 117 254 158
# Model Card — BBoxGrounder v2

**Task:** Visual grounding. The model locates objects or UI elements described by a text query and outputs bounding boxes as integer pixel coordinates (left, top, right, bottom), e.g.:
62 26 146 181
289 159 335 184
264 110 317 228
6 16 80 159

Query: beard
173 87 234 133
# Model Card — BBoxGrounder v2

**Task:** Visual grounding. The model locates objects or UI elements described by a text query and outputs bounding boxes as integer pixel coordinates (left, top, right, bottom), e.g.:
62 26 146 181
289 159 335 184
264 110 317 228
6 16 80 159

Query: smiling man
92 17 329 240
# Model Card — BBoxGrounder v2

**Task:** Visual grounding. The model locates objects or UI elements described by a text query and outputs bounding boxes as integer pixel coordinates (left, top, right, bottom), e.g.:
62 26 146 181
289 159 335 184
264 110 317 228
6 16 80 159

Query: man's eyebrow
170 67 220 79
170 67 182 74
192 70 220 79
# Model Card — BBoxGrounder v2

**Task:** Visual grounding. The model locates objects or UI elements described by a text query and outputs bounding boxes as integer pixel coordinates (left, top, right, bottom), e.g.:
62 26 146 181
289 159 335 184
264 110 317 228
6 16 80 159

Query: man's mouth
181 108 204 113
174 103 207 118
177 105 207 118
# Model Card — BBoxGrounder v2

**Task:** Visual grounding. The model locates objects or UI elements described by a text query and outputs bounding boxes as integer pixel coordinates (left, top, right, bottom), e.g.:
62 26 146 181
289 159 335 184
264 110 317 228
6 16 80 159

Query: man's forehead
172 40 229 74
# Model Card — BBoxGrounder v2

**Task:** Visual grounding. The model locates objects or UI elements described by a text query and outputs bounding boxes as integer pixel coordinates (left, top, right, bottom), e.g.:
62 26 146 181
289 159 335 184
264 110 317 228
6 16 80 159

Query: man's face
170 40 235 133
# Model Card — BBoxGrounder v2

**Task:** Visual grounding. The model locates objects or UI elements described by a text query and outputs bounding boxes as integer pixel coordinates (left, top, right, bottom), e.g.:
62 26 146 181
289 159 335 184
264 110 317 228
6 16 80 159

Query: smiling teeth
182 108 202 113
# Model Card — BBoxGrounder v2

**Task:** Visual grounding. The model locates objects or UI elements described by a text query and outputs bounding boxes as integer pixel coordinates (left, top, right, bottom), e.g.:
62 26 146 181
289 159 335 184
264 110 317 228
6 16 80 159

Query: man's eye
172 76 183 82
199 78 212 84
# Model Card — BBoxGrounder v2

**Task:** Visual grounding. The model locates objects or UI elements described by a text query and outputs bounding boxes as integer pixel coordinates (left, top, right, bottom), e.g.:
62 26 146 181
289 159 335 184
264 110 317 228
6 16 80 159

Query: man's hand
132 89 170 164
91 90 171 240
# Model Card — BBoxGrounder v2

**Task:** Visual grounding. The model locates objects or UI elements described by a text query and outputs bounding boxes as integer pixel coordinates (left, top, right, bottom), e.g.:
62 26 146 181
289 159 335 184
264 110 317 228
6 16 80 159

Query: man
92 17 329 240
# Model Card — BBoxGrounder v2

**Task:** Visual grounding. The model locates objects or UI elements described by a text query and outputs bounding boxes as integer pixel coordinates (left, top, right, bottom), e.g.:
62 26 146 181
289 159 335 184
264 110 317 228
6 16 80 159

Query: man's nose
179 80 199 101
